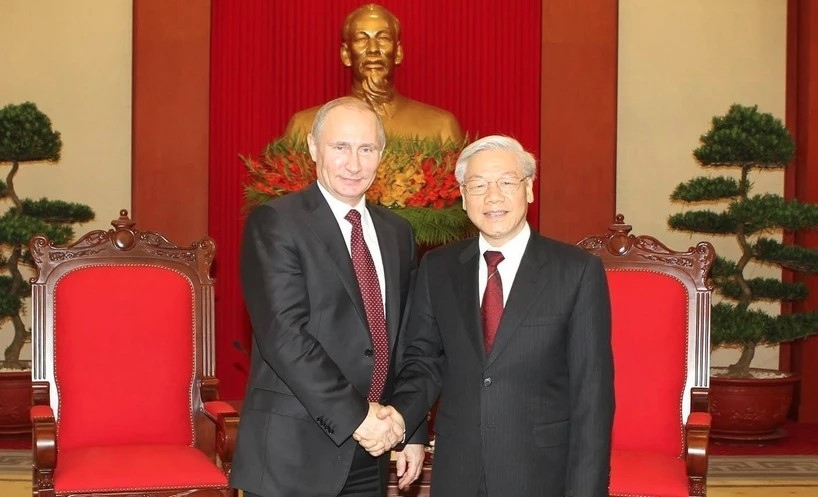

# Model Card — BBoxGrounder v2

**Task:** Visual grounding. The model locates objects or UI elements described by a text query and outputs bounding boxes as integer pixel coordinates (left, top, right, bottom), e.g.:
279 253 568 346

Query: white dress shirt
317 182 386 310
477 223 531 306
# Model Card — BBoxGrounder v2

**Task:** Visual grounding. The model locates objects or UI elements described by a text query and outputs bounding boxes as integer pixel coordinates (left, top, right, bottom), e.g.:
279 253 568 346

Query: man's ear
307 134 318 161
340 43 352 67
394 42 404 65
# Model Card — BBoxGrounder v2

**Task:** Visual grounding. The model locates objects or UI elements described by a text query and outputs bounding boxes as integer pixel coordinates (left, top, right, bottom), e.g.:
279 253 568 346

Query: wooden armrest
31 405 57 475
202 400 240 469
685 411 710 497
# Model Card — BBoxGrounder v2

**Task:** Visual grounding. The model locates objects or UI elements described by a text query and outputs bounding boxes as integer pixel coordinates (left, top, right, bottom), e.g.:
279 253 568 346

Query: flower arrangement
243 135 476 246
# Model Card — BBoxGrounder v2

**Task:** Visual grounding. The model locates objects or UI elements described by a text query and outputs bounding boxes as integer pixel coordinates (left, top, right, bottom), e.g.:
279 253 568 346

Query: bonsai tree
668 103 818 378
0 101 94 370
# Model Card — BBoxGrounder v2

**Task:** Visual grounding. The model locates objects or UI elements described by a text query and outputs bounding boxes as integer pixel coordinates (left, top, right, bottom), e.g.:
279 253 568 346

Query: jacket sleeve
240 204 368 446
564 255 615 497
390 256 445 437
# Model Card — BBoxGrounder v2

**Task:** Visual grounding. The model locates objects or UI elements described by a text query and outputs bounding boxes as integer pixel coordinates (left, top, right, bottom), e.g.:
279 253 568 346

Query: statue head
340 4 404 98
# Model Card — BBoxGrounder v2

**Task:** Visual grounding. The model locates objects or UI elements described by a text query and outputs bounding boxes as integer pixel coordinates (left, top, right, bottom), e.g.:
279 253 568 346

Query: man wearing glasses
377 135 615 497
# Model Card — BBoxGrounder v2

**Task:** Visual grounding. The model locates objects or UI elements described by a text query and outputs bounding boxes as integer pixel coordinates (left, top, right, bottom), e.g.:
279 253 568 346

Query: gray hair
310 96 386 150
454 135 537 183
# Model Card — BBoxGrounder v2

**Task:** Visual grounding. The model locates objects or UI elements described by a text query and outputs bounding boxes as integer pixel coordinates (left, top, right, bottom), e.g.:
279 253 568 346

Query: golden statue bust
284 3 464 144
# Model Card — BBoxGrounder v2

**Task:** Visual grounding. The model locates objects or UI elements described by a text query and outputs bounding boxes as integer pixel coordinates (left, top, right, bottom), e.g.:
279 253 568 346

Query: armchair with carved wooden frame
29 210 239 497
577 215 714 497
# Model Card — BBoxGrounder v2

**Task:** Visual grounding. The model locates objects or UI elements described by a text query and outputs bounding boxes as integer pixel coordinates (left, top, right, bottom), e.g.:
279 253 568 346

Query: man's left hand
394 443 426 489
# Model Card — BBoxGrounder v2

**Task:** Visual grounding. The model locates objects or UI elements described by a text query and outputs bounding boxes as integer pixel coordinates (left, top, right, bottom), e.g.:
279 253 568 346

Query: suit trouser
475 472 489 497
243 445 379 497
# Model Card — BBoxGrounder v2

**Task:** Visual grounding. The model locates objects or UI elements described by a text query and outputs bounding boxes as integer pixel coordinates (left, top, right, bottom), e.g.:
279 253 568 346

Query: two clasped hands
352 402 424 489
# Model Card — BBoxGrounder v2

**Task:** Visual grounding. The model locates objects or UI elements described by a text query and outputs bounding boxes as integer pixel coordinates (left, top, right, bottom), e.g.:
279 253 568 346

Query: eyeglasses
461 177 529 196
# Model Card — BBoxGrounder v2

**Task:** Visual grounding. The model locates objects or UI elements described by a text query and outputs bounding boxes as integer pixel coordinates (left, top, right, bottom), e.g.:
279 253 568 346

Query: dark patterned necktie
345 209 389 401
481 251 505 354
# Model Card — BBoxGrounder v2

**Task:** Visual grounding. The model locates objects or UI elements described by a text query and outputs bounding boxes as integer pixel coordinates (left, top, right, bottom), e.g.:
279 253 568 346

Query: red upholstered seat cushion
606 270 688 457
609 449 688 497
54 265 196 449
53 445 228 493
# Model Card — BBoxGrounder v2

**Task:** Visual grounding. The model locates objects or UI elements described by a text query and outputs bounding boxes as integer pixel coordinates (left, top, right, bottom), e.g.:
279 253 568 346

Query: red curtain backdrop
209 0 542 399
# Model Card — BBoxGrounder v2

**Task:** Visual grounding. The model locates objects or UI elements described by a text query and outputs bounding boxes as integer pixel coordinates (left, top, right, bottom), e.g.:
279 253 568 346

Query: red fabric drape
209 0 542 399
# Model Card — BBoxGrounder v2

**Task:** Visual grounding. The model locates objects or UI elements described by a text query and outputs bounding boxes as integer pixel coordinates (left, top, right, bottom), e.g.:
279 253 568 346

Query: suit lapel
369 205 400 350
486 234 552 366
453 241 485 361
301 184 368 326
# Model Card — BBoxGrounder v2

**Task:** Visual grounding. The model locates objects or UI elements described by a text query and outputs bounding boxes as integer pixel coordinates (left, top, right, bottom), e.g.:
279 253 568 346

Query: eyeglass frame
460 176 531 196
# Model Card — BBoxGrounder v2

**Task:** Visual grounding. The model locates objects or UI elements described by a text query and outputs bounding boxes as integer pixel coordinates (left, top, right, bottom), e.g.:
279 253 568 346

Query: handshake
352 402 406 456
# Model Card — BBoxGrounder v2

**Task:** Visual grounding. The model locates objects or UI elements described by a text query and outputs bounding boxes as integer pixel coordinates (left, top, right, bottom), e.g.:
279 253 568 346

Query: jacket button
364 349 373 357
483 377 492 387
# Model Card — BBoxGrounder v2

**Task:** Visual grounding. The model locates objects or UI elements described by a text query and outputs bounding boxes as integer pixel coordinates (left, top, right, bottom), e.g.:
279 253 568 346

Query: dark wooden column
539 0 618 243
783 0 818 422
132 0 211 244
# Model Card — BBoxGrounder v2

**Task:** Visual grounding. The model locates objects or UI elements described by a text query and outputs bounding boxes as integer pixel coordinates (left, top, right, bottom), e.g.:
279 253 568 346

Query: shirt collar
478 223 531 259
316 181 368 221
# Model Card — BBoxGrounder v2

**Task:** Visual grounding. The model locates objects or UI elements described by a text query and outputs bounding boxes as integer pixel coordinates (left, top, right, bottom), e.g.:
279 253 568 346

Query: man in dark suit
231 96 426 497
380 135 615 497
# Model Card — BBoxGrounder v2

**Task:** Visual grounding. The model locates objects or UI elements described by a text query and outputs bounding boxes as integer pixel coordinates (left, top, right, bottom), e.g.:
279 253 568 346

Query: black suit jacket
391 232 614 497
231 183 419 497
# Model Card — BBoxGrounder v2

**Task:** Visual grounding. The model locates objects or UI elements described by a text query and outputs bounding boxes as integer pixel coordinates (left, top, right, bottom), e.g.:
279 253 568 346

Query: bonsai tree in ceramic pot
668 103 818 442
0 101 95 370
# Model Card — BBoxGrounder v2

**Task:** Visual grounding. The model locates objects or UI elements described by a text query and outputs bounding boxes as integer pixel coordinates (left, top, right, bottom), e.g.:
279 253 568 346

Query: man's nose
366 38 380 53
346 153 362 172
484 181 505 200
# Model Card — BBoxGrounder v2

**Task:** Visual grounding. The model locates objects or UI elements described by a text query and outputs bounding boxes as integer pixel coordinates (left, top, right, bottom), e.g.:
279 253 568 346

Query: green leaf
693 104 794 167
753 237 818 274
710 302 774 348
669 176 741 202
718 277 808 302
392 205 477 246
668 210 738 235
0 102 62 163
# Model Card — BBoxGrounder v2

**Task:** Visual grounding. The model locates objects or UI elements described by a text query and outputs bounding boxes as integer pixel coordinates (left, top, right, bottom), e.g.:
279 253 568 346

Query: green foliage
0 102 61 163
694 104 794 167
669 104 818 377
0 102 95 369
754 237 818 274
0 275 25 316
670 176 742 202
391 205 477 247
0 211 74 247
668 210 737 235
711 302 774 348
717 277 807 302
729 194 818 232
20 199 95 225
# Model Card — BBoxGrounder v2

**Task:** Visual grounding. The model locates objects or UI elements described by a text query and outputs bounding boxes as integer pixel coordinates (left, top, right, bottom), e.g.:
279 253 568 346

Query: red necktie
345 209 389 401
481 251 505 354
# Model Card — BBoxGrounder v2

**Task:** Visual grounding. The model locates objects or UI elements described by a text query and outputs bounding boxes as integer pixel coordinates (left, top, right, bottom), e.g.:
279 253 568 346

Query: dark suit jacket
231 183 419 497
391 232 614 497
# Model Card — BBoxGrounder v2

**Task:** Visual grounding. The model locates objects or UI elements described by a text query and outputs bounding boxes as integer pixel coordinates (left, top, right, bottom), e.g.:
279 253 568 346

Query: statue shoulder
393 96 464 143
284 105 321 138
400 97 458 120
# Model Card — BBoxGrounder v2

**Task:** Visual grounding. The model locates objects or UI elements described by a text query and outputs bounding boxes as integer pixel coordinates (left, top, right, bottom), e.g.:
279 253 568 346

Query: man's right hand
353 403 405 456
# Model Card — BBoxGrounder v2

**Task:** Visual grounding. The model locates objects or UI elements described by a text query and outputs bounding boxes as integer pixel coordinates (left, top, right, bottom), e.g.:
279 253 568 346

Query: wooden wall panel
132 0 211 245
784 0 818 422
539 1 618 243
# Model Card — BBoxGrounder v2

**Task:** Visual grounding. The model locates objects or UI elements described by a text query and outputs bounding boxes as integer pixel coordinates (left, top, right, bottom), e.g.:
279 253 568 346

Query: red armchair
577 215 714 497
29 210 238 497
